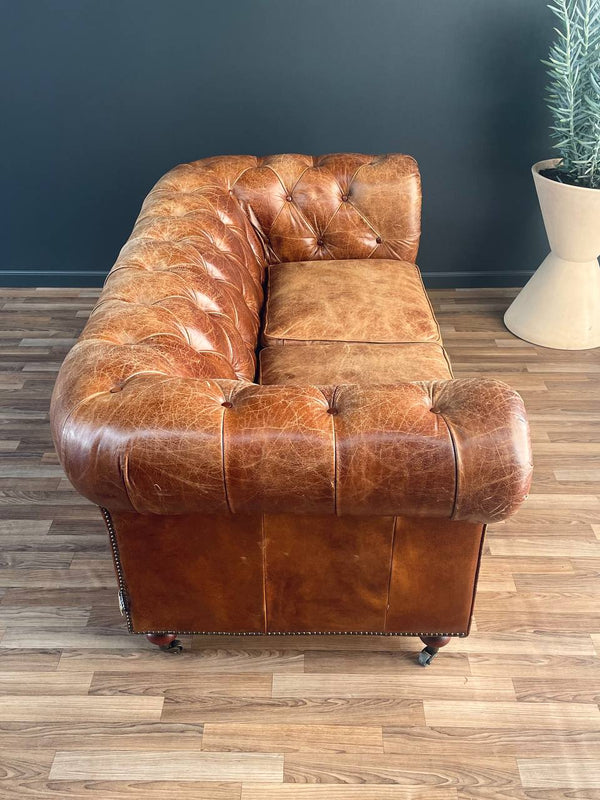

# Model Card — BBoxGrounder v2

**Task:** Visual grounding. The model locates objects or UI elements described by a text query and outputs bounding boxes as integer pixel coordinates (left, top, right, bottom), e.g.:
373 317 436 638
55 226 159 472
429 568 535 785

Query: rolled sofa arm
51 354 532 523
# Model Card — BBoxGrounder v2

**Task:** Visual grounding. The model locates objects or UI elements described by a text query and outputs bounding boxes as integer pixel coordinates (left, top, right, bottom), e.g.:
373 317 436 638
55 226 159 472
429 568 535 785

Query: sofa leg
417 635 451 666
146 633 184 654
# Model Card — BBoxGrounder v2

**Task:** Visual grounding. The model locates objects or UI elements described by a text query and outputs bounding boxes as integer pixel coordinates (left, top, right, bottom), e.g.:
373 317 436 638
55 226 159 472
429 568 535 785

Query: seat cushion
263 259 441 346
259 342 452 384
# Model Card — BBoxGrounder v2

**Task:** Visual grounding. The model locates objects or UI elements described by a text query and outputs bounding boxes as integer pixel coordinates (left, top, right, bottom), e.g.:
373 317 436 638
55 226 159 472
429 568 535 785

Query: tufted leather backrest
232 153 421 264
86 153 421 383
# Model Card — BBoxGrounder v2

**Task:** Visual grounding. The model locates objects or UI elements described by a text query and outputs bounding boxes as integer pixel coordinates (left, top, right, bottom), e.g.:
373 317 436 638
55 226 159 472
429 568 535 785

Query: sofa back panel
91 158 269 381
232 153 422 264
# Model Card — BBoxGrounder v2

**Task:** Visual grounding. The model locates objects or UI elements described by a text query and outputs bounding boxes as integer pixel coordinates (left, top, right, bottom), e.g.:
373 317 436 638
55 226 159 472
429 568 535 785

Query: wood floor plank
468 652 600 678
58 648 304 673
518 757 600 789
0 695 164 721
0 670 92 695
456 788 600 800
0 748 56 787
473 591 600 613
383 725 600 756
49 750 283 782
89 671 273 698
162 696 425 725
202 723 383 753
242 788 458 799
0 780 241 798
0 519 52 534
303 650 470 674
0 568 116 589
512 677 600 703
0 721 205 750
488 536 600 557
472 610 600 633
272 674 515 701
423 701 600 729
447 633 596 655
0 648 61 672
0 628 146 649
0 534 108 552
0 605 90 627
282 753 520 787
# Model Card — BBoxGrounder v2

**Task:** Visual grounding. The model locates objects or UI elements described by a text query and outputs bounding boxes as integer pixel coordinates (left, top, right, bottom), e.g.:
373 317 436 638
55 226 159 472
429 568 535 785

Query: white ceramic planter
504 158 600 350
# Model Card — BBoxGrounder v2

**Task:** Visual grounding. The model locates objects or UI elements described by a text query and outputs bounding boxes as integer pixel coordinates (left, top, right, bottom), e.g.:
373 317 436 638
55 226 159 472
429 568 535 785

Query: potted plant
504 0 600 349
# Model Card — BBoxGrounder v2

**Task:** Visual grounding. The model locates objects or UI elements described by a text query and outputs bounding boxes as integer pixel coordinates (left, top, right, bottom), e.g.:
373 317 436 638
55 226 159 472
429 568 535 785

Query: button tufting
375 236 382 244
341 194 349 202
327 407 338 415
221 401 233 408
109 385 123 393
286 195 293 202
316 239 324 247
430 407 440 414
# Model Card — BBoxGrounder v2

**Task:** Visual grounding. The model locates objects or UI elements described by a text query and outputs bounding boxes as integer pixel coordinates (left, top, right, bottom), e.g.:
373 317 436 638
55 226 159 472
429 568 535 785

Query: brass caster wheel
417 645 438 666
160 639 183 654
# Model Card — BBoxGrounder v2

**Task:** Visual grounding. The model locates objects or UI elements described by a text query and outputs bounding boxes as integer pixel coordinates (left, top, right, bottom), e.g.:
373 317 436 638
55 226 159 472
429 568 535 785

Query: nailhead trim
141 630 466 637
100 506 134 633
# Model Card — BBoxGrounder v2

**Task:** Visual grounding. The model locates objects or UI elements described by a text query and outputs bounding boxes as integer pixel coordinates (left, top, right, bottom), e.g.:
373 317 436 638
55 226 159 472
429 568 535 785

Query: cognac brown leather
50 153 532 637
259 342 452 384
263 259 441 346
112 511 484 635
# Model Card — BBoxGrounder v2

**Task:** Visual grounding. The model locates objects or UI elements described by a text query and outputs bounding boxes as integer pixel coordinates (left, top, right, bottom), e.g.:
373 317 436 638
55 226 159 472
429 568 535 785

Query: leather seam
435 402 460 520
289 166 311 197
285 195 319 242
441 346 455 379
320 200 344 236
229 158 260 190
383 516 397 632
260 340 447 351
118 452 138 513
263 266 272 340
263 335 442 346
413 262 443 343
263 164 289 196
331 386 338 515
342 200 379 238
466 524 487 635
261 514 268 635
221 402 233 514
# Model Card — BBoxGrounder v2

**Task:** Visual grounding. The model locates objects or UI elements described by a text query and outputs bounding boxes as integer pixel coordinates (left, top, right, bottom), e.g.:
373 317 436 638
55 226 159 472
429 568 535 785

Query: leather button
375 236 382 244
430 407 440 414
286 195 293 202
221 401 233 408
341 194 349 202
109 385 123 393
327 407 338 415
316 239 324 247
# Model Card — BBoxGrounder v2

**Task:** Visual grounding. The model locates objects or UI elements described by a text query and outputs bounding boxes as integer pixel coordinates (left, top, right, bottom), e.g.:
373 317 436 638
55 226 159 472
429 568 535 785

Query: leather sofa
50 153 533 664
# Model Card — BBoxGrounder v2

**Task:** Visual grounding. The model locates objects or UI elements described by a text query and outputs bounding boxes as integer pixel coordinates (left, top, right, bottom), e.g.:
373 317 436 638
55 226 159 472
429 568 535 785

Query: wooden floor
0 286 599 799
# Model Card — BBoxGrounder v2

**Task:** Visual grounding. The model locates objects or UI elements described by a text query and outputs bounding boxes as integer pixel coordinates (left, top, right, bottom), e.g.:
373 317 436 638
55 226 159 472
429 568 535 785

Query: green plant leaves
545 0 600 188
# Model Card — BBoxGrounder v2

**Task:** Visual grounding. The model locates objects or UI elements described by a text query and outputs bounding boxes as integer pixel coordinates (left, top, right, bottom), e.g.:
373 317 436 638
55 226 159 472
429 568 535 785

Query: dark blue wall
1 0 554 287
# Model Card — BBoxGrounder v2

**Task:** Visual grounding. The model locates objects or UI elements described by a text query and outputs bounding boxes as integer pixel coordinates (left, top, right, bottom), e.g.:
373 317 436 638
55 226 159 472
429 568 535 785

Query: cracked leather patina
50 153 533 637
